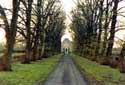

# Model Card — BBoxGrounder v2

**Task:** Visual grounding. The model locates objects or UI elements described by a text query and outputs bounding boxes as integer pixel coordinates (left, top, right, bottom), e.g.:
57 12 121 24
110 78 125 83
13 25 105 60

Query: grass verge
0 53 25 58
72 54 125 85
0 54 62 85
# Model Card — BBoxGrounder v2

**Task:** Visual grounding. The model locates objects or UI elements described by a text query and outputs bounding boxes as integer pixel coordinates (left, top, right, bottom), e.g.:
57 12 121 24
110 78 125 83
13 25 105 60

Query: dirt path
43 54 87 85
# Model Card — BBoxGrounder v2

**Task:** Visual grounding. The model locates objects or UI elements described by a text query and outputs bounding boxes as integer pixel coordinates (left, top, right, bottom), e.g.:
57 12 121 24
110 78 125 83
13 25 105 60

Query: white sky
0 0 12 7
61 0 75 14
0 28 6 42
61 0 75 42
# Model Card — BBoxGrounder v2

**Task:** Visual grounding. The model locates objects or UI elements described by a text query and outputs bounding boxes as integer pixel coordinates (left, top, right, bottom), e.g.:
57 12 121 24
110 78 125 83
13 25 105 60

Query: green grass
0 54 62 85
0 46 25 58
0 53 3 57
12 53 25 59
0 53 25 58
72 54 125 85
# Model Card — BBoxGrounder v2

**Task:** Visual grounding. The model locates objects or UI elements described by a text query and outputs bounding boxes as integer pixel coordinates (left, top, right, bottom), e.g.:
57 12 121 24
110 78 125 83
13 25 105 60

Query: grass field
0 46 25 58
0 54 62 85
0 52 25 59
72 54 125 85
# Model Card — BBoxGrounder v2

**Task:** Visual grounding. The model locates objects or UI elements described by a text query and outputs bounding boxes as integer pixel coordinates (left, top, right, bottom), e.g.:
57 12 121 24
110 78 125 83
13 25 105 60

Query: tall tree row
0 0 65 71
71 0 125 72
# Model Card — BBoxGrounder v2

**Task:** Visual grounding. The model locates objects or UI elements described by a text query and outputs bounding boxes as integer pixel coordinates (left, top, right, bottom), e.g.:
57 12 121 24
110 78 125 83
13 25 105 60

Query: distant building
61 38 72 53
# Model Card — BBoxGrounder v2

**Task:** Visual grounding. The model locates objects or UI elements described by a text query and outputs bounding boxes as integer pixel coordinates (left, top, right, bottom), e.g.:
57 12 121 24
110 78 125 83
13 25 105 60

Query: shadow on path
43 54 87 85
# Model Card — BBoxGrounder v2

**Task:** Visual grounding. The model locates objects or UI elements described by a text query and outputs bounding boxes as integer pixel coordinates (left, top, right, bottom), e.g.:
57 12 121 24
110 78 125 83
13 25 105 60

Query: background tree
17 0 65 62
0 0 65 71
71 0 125 67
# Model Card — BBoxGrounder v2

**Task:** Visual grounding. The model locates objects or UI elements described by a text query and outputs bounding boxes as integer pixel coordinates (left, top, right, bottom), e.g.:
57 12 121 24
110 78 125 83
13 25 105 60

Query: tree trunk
32 0 42 61
106 0 119 57
119 42 125 73
0 0 20 71
95 0 104 56
101 0 109 56
22 0 33 64
39 31 46 58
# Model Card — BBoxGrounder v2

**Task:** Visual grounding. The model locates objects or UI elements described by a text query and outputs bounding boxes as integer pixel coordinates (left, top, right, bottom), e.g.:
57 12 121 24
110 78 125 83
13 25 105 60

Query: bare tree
0 0 20 71
106 0 119 56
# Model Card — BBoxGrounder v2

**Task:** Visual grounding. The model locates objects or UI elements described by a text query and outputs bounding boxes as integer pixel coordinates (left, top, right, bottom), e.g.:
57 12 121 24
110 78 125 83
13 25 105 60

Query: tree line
0 0 65 71
71 0 125 72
